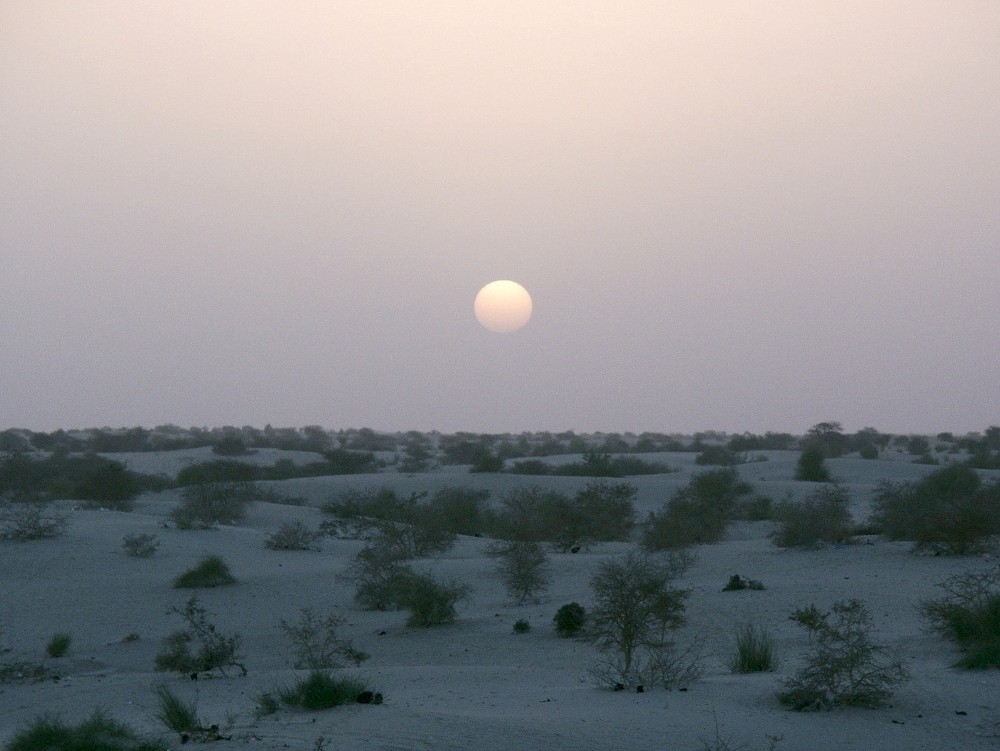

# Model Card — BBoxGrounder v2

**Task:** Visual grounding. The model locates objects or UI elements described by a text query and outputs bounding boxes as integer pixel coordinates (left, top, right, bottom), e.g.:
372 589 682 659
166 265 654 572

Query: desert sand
1 446 998 750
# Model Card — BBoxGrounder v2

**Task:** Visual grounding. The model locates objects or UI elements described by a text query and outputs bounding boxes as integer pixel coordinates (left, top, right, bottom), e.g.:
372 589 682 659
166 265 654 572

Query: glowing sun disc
474 280 533 333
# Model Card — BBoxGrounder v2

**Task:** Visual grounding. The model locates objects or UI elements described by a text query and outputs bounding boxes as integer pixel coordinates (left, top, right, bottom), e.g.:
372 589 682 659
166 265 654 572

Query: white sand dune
1 451 998 750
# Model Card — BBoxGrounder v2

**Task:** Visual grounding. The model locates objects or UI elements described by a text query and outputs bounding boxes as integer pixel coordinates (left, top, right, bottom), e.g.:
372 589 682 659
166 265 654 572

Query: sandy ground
1 450 998 750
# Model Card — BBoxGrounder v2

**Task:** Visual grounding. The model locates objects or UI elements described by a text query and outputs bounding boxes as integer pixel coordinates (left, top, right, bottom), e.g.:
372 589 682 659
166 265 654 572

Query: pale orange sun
474 280 533 333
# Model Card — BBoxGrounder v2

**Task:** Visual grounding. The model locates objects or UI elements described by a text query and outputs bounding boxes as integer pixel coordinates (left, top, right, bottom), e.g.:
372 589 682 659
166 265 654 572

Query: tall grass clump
731 622 776 673
45 632 71 658
153 684 202 734
277 671 381 710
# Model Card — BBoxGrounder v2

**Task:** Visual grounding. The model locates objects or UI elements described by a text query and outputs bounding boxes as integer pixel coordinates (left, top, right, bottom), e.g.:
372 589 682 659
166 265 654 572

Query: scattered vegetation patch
771 485 854 548
170 482 256 529
0 499 68 541
695 445 746 466
122 533 159 558
277 671 381 711
919 564 1000 669
266 521 322 551
6 710 168 751
0 453 165 505
779 599 908 709
173 555 237 588
506 451 672 477
872 464 1000 554
154 597 246 676
280 608 368 669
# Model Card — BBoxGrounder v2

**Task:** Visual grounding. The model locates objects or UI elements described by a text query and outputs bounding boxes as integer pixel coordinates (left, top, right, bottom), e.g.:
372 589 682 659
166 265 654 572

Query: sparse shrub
173 555 236 588
723 574 764 591
170 481 255 529
277 670 379 710
346 545 414 611
0 499 68 541
919 564 1000 669
154 596 246 676
46 632 71 658
779 599 908 709
771 485 854 548
795 444 831 482
280 608 368 669
6 710 168 751
586 550 691 689
266 521 322 551
642 469 751 549
489 539 550 604
731 622 776 673
554 603 586 637
513 619 531 634
122 533 159 558
872 465 1000 554
254 692 280 718
400 571 469 627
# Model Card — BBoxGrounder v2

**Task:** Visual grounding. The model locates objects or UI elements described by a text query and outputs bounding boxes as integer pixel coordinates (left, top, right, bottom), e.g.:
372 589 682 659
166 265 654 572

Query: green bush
795 444 831 482
277 671 380 710
171 482 255 529
45 633 71 658
6 711 167 751
173 555 236 588
731 622 775 673
919 565 1000 669
722 574 764 591
771 485 854 548
489 539 550 604
779 599 907 709
642 469 751 550
553 603 586 637
872 465 1000 554
400 571 469 627
695 445 745 466
513 619 531 634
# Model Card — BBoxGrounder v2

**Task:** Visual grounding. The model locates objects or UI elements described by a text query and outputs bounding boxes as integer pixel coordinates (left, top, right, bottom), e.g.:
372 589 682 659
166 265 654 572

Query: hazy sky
2 2 998 436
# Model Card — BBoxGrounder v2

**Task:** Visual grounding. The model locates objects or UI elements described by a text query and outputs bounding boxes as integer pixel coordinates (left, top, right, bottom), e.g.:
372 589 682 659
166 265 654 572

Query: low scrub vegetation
779 599 908 709
170 482 257 529
643 469 752 550
771 485 854 548
274 670 381 711
122 532 159 558
919 565 1000 669
173 555 237 588
872 465 1000 554
6 710 168 751
506 451 672 477
154 597 246 676
0 499 68 541
0 452 165 506
280 608 368 669
266 521 322 551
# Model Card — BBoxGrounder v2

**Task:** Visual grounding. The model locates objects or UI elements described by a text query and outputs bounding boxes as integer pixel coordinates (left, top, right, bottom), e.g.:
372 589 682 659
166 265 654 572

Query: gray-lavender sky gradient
2 2 998 436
